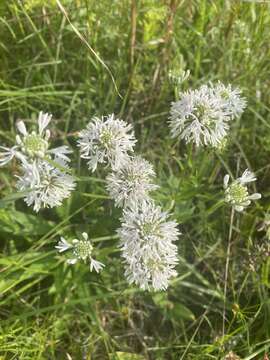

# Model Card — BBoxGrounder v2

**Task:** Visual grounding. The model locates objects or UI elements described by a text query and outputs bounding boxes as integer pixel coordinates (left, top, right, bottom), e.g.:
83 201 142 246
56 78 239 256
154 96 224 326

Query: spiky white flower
169 84 230 147
55 232 105 273
118 201 180 291
77 114 136 172
16 158 76 212
212 82 247 119
106 156 158 208
224 169 261 212
0 111 72 167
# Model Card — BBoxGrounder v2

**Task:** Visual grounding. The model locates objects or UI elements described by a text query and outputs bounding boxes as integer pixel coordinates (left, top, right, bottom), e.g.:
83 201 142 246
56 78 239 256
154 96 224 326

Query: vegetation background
0 0 270 359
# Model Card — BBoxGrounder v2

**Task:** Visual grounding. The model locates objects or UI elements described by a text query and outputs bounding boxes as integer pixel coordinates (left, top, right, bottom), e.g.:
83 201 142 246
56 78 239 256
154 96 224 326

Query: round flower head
77 114 136 172
106 156 158 208
212 82 247 119
169 84 230 147
16 158 76 212
0 111 72 167
55 232 105 273
224 169 261 212
118 201 180 291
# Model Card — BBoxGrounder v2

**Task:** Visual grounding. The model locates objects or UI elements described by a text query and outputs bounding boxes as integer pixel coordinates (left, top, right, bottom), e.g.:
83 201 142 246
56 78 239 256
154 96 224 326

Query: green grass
1 0 270 359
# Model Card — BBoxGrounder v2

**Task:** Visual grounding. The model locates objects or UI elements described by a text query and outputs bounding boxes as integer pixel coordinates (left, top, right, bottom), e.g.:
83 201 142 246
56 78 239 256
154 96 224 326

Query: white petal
16 135 22 145
82 232 88 241
239 169 256 184
38 112 52 134
67 258 77 265
14 151 28 165
55 237 72 253
0 146 16 166
60 236 70 245
49 146 72 162
55 245 67 253
17 120 27 136
90 258 105 273
235 205 244 212
45 129 51 141
249 193 261 200
223 174 230 189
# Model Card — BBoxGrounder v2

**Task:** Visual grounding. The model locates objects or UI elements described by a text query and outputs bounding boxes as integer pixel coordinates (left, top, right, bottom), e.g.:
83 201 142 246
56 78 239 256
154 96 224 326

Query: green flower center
100 129 113 148
195 103 215 128
125 170 140 184
221 90 230 100
73 240 93 261
139 221 161 238
227 182 248 204
144 258 164 271
23 133 48 157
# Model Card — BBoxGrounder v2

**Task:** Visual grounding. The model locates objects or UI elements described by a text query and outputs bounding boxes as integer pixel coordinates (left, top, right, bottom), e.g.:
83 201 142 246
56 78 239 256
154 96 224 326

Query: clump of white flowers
106 156 158 207
0 111 76 212
2 77 256 293
16 158 76 212
224 169 261 212
78 113 180 290
77 114 136 172
169 82 246 147
118 201 180 291
55 232 105 273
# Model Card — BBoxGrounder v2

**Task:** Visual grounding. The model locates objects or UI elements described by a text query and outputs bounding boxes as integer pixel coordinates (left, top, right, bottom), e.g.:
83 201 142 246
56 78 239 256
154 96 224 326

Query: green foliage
0 0 270 359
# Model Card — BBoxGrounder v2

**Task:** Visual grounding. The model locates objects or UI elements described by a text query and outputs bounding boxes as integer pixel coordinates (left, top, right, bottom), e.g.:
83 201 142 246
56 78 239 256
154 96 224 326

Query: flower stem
222 207 235 338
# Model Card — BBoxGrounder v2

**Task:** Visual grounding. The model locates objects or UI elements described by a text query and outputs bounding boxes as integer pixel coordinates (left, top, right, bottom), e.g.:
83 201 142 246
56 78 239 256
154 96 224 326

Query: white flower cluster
55 232 104 273
77 114 136 171
168 79 260 211
118 201 179 291
106 156 158 208
1 78 260 292
78 114 180 291
169 82 246 147
16 158 76 212
224 169 261 212
0 111 76 211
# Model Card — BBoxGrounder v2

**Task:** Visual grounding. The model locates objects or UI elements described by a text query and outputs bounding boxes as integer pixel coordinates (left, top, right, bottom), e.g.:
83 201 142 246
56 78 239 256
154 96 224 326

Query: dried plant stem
130 0 137 70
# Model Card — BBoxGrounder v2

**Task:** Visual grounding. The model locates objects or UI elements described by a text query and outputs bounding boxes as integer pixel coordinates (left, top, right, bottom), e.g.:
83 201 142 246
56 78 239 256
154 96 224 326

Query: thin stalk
222 207 235 338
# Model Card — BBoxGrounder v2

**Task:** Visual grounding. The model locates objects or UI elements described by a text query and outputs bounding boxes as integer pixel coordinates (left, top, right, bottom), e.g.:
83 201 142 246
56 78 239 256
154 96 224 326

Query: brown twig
130 0 137 71
152 0 181 89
